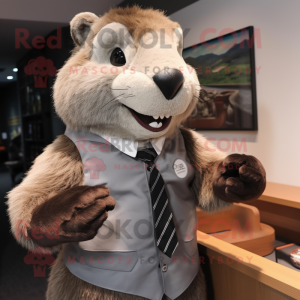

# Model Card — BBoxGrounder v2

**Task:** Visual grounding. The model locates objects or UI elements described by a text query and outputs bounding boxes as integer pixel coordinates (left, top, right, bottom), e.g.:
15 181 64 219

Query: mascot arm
180 127 266 212
6 135 115 253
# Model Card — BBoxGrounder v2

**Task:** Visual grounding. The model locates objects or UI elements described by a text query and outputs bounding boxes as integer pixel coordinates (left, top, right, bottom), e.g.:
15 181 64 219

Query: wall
0 82 20 145
0 0 122 23
170 0 300 187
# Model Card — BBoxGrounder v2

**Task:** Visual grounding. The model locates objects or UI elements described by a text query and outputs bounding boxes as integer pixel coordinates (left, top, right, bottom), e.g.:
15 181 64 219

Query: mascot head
54 6 199 140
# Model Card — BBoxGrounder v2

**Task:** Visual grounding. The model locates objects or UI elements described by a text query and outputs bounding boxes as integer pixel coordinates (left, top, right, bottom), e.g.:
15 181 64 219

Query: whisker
193 95 204 103
98 92 136 111
99 93 125 110
110 85 131 90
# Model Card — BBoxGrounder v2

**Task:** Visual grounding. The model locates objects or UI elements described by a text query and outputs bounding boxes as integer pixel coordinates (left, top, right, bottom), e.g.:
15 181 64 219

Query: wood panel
197 203 275 256
197 183 300 299
258 182 300 209
197 203 261 234
197 231 300 299
210 261 294 300
250 200 300 245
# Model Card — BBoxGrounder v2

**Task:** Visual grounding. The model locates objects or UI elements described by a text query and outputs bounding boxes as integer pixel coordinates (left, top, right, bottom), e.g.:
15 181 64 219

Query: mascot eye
110 47 126 66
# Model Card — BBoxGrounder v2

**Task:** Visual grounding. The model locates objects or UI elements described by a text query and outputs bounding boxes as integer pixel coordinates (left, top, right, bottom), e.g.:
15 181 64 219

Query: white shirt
100 135 165 158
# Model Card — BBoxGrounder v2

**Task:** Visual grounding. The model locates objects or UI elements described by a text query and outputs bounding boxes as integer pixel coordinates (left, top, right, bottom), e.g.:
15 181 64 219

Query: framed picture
183 26 258 130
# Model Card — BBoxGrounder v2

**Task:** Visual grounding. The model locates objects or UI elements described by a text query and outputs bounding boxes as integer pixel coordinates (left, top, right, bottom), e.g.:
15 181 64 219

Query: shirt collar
100 135 165 158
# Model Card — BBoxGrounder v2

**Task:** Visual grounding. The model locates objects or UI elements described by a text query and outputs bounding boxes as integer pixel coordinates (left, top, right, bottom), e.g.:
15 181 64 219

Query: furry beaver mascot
7 6 266 300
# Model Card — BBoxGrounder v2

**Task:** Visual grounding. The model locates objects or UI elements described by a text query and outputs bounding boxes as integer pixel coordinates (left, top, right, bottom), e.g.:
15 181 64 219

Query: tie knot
136 147 157 165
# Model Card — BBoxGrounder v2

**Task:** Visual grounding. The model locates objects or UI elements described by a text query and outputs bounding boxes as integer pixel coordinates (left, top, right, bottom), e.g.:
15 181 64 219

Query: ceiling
0 0 123 23
0 19 69 86
0 0 123 87
0 0 198 87
118 0 198 16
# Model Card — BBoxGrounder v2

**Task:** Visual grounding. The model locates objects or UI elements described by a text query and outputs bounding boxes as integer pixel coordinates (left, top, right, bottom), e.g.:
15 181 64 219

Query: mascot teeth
149 122 162 128
126 106 172 132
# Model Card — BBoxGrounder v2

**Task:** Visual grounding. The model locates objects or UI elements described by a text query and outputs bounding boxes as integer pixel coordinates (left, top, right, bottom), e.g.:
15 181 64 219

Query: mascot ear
70 12 99 47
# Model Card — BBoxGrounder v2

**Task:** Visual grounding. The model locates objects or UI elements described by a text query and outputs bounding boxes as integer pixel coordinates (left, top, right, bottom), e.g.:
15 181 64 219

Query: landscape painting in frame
183 26 258 130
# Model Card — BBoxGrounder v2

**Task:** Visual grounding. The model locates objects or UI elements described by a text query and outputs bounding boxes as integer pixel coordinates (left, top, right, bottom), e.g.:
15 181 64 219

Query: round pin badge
173 159 188 178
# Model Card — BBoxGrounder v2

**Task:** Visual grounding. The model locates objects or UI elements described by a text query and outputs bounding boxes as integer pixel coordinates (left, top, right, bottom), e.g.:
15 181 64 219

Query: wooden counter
258 182 300 209
197 231 300 300
250 182 300 244
197 203 275 256
196 182 300 299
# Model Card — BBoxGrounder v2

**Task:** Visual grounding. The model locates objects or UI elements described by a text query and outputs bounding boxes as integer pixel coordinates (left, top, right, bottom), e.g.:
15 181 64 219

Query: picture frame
183 26 258 130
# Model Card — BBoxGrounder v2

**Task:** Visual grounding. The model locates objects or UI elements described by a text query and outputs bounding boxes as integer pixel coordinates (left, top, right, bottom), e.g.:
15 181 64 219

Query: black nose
153 68 184 100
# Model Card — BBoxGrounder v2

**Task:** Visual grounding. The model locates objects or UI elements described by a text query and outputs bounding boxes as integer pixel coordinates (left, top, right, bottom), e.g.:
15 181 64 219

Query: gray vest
63 128 199 300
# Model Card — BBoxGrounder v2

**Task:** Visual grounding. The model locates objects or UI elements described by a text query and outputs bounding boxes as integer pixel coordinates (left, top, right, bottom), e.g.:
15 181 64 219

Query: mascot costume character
7 6 266 300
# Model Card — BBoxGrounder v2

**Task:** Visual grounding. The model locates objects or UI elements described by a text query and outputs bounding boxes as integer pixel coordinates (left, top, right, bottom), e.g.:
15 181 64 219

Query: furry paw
213 154 266 203
29 185 115 247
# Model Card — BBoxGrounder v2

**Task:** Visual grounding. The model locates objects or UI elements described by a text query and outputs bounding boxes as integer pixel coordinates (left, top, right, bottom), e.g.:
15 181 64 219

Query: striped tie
136 147 178 258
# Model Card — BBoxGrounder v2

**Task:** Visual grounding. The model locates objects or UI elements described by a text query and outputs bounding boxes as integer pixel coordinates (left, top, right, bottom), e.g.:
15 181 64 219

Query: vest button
162 264 168 272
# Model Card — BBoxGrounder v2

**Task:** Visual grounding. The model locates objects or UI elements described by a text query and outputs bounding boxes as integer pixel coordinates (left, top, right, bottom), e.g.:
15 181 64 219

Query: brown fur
54 6 196 142
70 12 99 47
29 185 115 248
213 153 267 202
6 129 214 300
6 128 214 300
67 6 180 64
6 135 84 253
46 249 206 300
92 6 180 48
71 6 180 54
180 127 232 212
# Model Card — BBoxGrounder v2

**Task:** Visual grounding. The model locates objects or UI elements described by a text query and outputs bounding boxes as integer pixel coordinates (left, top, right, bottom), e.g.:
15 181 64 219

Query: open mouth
126 106 172 132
